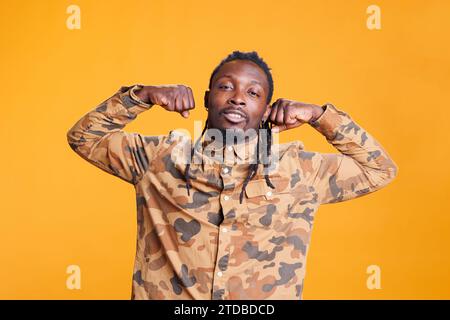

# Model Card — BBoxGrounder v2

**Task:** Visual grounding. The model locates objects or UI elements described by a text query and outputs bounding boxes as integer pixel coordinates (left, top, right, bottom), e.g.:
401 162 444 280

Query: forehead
213 60 268 89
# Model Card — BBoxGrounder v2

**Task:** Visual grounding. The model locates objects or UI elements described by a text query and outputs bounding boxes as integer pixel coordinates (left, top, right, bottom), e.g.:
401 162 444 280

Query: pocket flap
244 177 290 199
245 180 270 198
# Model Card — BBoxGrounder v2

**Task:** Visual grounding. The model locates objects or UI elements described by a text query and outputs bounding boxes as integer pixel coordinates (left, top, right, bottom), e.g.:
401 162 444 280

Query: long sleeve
67 84 166 185
308 103 399 205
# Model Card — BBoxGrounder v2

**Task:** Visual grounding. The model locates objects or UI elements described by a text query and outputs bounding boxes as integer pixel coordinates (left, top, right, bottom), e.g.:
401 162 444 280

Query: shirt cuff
308 103 342 141
129 84 153 108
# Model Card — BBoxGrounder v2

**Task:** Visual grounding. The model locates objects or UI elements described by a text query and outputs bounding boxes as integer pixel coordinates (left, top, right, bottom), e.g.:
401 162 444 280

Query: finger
273 121 303 133
272 123 286 133
175 94 183 113
275 101 285 125
269 100 279 123
187 87 195 110
165 98 175 112
181 86 191 110
284 107 297 125
178 89 190 118
269 100 278 122
178 86 187 110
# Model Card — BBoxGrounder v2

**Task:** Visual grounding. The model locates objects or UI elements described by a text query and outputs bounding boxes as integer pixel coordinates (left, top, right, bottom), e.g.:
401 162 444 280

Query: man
67 51 398 300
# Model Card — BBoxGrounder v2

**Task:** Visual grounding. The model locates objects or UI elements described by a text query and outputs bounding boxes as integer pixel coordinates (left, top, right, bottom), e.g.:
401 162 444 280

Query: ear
262 103 272 122
204 90 210 109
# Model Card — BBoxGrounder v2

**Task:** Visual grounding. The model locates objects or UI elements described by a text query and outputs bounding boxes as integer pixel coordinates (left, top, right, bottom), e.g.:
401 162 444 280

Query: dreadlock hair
238 118 275 204
185 50 276 204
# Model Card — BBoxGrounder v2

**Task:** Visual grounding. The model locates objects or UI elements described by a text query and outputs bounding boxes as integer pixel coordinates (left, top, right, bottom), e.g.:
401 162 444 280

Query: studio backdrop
1 0 449 299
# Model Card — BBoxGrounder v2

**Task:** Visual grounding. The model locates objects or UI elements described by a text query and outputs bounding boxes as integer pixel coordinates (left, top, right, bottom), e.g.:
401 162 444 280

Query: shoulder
271 140 305 159
138 130 192 157
273 140 323 170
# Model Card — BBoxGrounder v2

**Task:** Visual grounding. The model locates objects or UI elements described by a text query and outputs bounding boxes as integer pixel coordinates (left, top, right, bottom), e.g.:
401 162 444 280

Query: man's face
204 60 271 133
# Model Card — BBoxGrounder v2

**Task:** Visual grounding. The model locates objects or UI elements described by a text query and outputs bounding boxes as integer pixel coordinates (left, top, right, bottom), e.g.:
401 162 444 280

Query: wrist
133 86 153 105
310 104 325 122
134 87 150 103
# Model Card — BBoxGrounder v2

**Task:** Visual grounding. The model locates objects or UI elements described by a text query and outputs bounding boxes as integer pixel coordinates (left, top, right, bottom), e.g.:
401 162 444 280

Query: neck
203 127 259 147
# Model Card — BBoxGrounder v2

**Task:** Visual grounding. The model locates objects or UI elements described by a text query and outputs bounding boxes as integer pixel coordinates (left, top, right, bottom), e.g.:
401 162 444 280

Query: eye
249 91 260 97
219 85 231 89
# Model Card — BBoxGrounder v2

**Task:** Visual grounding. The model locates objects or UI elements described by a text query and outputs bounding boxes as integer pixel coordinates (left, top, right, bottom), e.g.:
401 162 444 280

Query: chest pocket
243 176 293 227
245 177 290 199
243 175 319 228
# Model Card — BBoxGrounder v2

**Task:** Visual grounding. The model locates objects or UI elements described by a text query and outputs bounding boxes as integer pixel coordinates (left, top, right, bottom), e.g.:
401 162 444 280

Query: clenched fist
135 84 195 118
269 98 325 133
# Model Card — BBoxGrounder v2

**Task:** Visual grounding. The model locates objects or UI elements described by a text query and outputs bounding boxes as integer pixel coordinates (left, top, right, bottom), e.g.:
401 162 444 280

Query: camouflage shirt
67 85 398 300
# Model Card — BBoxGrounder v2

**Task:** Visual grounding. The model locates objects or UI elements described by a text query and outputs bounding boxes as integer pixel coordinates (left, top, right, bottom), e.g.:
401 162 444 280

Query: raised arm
308 103 399 204
67 84 195 185
268 98 398 204
67 85 162 184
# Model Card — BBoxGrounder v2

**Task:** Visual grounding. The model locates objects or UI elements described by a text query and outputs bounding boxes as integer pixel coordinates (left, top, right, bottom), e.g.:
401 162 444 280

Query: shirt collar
200 128 259 161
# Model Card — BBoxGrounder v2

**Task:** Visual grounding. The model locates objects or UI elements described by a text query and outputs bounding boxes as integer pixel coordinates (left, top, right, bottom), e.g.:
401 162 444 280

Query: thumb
181 110 190 118
294 109 311 123
272 124 287 133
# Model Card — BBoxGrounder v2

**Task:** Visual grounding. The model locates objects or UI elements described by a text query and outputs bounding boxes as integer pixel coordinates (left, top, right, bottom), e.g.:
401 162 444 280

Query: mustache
220 106 248 119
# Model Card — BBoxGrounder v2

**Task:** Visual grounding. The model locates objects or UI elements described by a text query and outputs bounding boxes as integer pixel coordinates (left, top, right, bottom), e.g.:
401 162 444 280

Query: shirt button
223 195 230 201
227 146 233 152
266 191 272 197
217 271 223 277
222 227 228 233
222 168 229 174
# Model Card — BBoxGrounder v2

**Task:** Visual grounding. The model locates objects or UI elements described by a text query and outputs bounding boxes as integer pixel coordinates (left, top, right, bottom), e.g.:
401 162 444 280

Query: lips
222 108 247 124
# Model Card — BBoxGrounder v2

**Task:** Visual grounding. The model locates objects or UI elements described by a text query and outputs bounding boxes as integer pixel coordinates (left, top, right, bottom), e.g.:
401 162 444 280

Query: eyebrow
217 74 262 86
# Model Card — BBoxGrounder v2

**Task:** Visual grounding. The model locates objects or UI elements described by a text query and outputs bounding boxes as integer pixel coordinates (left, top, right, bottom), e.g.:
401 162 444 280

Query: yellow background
1 0 449 299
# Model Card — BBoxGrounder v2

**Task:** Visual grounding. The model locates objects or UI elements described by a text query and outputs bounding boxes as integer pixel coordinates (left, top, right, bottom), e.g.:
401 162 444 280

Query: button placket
212 222 231 298
220 165 233 208
224 145 236 166
213 162 234 299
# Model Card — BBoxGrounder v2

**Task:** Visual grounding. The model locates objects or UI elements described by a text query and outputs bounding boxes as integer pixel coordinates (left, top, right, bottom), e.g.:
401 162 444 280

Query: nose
228 90 246 106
